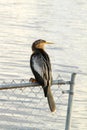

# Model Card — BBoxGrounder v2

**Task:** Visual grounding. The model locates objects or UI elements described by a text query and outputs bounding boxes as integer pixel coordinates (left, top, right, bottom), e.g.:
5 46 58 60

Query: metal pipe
65 73 76 130
0 79 70 90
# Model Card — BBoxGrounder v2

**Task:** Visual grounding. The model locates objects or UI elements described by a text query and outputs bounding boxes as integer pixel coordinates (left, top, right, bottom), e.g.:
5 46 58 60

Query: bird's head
32 39 53 51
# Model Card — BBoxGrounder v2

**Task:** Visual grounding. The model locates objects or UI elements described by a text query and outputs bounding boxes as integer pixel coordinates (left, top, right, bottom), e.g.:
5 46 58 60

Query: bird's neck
33 48 44 53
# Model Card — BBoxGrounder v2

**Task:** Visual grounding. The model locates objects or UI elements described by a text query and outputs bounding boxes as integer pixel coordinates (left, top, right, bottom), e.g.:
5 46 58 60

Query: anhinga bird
30 39 56 112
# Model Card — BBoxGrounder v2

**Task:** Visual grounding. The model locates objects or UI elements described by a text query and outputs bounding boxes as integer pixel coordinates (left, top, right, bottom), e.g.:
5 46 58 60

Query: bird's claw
29 78 37 83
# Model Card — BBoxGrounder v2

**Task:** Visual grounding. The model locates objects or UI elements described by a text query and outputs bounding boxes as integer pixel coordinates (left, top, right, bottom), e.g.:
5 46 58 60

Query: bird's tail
47 87 56 112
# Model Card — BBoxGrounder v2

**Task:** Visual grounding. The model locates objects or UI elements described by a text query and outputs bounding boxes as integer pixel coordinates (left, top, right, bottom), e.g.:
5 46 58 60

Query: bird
30 39 56 112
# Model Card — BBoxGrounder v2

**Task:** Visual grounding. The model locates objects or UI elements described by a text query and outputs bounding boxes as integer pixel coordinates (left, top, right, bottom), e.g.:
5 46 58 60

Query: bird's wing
30 52 50 86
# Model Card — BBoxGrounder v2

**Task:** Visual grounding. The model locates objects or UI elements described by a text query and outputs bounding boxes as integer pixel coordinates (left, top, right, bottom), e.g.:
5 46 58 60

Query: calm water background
0 0 87 129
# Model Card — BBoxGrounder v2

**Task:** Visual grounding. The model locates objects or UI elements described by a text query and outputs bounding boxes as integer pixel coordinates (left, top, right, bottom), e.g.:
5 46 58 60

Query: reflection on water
0 0 87 129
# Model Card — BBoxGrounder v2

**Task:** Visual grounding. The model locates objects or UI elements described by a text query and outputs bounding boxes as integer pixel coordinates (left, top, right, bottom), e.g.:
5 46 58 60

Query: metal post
65 73 76 130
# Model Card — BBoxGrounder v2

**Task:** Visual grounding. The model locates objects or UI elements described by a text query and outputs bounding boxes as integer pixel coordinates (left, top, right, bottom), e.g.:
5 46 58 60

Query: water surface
0 0 87 130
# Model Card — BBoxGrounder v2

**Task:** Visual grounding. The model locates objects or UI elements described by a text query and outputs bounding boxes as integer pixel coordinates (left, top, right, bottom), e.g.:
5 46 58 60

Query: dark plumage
30 39 56 112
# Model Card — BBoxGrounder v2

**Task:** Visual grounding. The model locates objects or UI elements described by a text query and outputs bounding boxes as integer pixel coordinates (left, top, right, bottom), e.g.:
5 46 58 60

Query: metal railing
0 73 76 130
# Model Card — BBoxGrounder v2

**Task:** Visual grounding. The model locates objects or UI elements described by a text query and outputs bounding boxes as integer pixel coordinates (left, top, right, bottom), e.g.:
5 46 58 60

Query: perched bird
30 39 56 112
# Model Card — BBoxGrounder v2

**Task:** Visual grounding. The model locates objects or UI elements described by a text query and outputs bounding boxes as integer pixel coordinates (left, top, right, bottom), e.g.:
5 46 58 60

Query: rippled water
0 0 87 130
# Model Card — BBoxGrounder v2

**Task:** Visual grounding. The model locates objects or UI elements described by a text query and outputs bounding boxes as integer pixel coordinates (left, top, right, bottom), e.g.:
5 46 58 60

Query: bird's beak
45 42 54 44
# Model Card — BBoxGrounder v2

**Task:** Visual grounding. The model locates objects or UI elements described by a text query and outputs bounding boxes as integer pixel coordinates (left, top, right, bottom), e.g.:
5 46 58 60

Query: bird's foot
29 78 37 83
